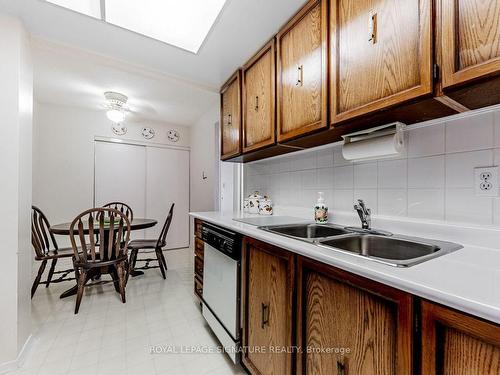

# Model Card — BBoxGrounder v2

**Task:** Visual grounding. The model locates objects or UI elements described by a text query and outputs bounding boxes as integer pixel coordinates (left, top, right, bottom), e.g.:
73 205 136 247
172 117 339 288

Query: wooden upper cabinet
220 71 242 160
242 238 294 375
440 0 500 89
421 301 500 375
243 40 276 153
330 0 433 124
277 0 328 142
296 256 414 375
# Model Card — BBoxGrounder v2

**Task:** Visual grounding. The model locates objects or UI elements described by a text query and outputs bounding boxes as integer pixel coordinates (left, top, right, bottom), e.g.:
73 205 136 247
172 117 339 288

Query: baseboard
0 334 34 374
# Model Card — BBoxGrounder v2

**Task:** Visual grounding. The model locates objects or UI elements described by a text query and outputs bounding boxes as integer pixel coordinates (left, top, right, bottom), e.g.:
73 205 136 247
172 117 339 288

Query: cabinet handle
368 12 377 44
255 96 259 111
227 113 232 126
337 359 346 375
261 302 269 328
296 65 303 86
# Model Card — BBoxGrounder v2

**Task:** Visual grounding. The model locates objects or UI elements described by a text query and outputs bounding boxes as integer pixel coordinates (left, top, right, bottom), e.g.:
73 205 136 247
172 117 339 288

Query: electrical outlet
474 166 499 197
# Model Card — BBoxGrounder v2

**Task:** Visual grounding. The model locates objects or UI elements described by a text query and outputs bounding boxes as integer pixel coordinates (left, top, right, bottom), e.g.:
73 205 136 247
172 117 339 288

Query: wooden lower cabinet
193 219 204 301
421 301 500 375
241 238 295 375
240 236 500 375
296 256 414 375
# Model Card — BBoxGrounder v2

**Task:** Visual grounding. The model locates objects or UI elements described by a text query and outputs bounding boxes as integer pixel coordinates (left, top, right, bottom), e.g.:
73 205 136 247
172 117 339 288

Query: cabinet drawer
194 219 203 239
194 276 203 299
194 256 204 279
195 238 204 259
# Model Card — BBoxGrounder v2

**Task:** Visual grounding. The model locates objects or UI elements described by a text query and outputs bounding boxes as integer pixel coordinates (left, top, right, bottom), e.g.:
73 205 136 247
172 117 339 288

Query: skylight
47 0 101 19
45 0 227 53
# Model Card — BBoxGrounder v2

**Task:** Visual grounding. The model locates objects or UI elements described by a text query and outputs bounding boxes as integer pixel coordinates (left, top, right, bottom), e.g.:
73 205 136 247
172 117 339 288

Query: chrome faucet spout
354 199 371 230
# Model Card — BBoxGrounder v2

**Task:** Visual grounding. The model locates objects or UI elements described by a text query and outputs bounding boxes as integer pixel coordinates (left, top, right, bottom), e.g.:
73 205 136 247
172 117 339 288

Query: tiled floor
9 248 246 375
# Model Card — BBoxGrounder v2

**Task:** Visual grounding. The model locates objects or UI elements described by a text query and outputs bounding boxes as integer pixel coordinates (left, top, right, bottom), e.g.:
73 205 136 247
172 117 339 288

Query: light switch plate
474 166 499 197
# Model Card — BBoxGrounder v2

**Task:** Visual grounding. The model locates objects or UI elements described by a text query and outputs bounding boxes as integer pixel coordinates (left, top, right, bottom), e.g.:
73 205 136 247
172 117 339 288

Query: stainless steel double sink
259 223 462 267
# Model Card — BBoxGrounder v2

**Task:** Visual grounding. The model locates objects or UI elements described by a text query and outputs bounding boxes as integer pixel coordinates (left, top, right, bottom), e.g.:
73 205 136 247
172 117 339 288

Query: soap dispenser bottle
314 192 328 224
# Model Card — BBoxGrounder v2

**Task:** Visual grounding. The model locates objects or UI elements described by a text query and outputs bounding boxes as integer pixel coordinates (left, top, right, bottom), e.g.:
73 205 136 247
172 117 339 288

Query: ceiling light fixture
104 91 128 123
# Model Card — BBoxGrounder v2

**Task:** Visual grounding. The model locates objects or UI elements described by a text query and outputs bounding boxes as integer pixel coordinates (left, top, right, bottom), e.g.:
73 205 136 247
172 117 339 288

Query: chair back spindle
31 206 58 258
70 208 130 267
156 203 175 249
102 202 133 221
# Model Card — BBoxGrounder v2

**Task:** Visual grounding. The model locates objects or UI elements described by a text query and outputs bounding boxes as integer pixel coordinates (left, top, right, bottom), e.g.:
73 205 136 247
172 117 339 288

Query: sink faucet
354 199 371 229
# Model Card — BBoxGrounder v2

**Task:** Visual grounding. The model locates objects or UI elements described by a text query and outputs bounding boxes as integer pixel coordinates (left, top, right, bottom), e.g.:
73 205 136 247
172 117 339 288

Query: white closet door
146 147 189 249
94 141 146 238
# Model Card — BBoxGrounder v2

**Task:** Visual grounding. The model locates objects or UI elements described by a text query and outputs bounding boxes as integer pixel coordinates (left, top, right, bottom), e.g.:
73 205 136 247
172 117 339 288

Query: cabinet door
242 238 294 375
296 257 413 375
243 40 276 153
277 0 328 142
330 0 432 124
441 0 500 89
421 301 500 375
220 71 242 160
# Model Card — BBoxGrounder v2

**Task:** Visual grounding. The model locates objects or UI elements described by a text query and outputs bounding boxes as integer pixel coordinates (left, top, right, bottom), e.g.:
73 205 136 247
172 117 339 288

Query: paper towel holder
341 122 407 162
342 122 406 144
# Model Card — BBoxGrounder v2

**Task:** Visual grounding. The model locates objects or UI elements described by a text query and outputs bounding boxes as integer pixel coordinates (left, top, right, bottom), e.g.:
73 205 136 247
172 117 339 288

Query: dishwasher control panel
201 223 241 260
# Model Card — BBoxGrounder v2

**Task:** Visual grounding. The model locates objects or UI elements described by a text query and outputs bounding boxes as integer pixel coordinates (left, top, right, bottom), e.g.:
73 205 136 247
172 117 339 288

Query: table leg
130 270 144 277
59 268 100 298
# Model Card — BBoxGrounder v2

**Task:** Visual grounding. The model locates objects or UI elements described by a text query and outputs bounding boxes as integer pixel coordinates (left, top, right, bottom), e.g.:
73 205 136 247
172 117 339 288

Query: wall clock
142 127 155 140
111 123 127 136
167 129 180 142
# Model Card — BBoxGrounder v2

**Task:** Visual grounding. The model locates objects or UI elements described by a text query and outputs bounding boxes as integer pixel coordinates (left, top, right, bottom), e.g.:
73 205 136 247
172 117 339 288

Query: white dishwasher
201 223 241 363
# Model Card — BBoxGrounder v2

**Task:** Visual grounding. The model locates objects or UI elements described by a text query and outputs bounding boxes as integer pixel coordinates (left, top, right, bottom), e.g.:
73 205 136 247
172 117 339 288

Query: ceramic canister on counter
258 196 273 215
248 191 263 214
243 198 250 213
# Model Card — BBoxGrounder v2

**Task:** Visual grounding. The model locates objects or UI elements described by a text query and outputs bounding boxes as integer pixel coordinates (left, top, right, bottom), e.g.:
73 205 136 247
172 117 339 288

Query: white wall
33 102 190 228
189 105 219 243
0 15 33 368
245 107 500 228
190 106 219 213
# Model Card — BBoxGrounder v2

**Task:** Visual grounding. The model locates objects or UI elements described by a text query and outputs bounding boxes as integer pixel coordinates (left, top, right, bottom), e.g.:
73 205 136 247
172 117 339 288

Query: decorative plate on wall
111 123 127 136
142 127 155 139
167 129 180 142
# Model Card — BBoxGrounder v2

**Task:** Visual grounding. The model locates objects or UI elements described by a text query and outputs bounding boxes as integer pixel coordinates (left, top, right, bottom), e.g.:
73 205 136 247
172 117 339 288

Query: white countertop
190 211 500 324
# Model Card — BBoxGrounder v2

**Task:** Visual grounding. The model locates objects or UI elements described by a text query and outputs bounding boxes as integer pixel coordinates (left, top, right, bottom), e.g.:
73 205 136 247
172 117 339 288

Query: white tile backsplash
495 111 500 147
408 124 445 157
445 150 493 188
317 167 335 189
446 112 494 153
378 189 407 217
334 165 354 189
317 148 335 168
244 107 500 227
354 163 378 189
408 156 445 189
290 151 317 170
378 159 407 189
301 169 317 189
408 189 445 220
494 148 500 164
494 197 500 225
333 189 354 212
445 188 493 225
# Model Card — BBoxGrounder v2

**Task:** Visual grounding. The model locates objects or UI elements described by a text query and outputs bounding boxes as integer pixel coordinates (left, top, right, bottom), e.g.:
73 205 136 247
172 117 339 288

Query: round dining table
50 218 157 298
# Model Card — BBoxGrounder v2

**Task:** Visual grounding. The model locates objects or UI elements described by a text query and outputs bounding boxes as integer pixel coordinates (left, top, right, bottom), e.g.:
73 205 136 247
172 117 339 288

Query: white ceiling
32 39 220 125
0 0 307 125
1 0 307 83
